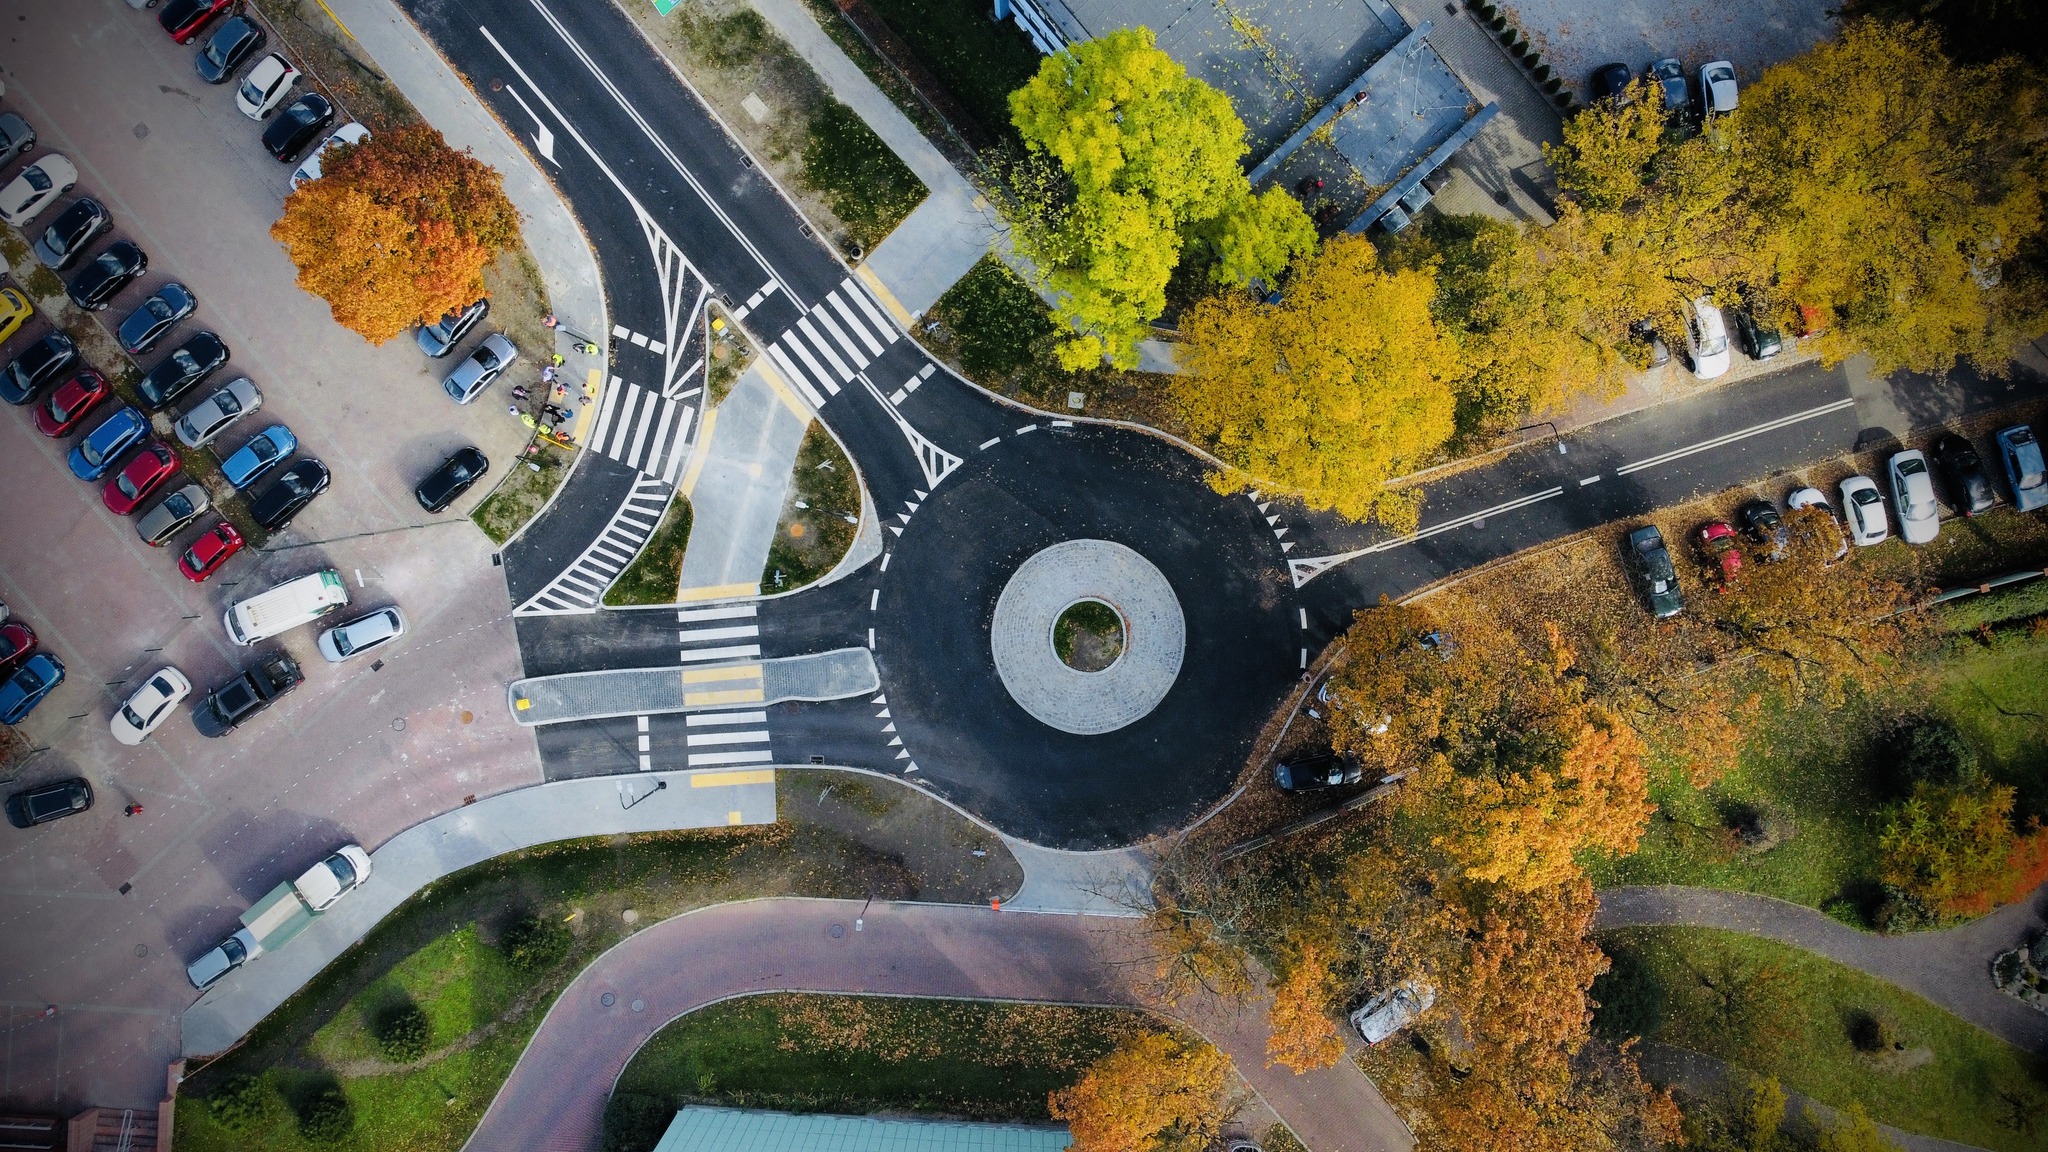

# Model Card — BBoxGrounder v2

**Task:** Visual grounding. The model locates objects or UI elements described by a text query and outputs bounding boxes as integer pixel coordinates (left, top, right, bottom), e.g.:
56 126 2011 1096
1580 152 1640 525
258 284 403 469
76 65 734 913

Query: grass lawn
1593 927 2048 1151
469 443 572 546
801 102 927 252
605 498 694 606
603 993 1153 1148
849 0 1044 145
763 422 859 593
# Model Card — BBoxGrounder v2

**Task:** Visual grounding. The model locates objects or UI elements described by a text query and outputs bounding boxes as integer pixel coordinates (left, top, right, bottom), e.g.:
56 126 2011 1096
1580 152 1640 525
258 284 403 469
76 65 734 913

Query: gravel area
1501 0 1837 101
989 540 1185 736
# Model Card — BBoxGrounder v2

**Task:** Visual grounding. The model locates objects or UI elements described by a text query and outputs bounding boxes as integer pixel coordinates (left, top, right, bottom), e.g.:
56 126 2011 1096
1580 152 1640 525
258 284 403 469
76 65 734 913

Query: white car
316 607 407 663
1839 475 1889 546
1786 486 1849 563
0 155 77 228
1349 979 1436 1045
1701 61 1738 116
294 844 374 912
110 667 193 745
1888 449 1941 545
236 54 301 120
290 122 370 189
174 377 262 449
1685 297 1731 380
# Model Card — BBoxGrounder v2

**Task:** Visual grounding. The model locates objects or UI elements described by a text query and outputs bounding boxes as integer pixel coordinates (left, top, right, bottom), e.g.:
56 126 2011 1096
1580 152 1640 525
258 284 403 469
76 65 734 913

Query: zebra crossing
764 277 900 410
513 475 674 616
586 378 696 481
677 602 773 765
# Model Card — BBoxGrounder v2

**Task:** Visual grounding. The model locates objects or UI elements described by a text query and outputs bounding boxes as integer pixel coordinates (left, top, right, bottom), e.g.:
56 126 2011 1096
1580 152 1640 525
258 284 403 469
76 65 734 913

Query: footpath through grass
603 994 1154 1148
1594 927 2048 1151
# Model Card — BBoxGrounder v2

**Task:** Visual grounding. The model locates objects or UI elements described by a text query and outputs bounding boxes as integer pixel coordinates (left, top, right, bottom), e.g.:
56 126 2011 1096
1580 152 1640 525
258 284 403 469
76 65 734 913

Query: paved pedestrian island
508 649 881 726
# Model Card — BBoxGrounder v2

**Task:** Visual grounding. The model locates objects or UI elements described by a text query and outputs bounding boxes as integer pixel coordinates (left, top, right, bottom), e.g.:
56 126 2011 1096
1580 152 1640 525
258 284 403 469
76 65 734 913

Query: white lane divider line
1580 475 1601 486
1614 398 1856 477
677 644 762 663
979 437 1001 450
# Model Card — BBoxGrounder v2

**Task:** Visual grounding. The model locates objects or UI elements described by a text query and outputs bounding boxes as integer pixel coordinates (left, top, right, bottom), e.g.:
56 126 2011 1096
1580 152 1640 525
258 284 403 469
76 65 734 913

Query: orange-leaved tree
1050 1031 1232 1152
1265 938 1346 1073
1879 777 2046 919
271 124 520 343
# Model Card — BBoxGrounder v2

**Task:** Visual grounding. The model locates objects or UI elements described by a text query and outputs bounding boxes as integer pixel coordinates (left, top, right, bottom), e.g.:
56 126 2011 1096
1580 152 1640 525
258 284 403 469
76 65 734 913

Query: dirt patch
1053 600 1124 672
782 768 1021 903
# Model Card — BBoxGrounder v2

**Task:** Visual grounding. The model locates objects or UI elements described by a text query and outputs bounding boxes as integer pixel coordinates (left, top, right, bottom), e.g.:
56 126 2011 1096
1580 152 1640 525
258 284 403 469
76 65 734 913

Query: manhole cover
135 944 148 957
601 992 616 1007
392 717 407 732
460 710 474 724
133 123 149 139
631 999 645 1012
828 923 845 939
622 909 639 924
490 78 504 91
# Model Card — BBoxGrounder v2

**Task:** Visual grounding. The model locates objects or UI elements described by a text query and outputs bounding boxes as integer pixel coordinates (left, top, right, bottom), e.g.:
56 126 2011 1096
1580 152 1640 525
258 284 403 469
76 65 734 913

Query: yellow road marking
683 664 762 684
571 368 603 445
684 687 766 706
854 265 914 328
678 406 717 497
690 769 775 787
755 357 816 421
678 580 759 602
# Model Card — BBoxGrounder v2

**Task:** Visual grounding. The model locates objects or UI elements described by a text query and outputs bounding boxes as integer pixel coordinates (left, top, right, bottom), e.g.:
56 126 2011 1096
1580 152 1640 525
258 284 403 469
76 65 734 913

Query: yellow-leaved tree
1173 234 1459 527
1050 1031 1232 1152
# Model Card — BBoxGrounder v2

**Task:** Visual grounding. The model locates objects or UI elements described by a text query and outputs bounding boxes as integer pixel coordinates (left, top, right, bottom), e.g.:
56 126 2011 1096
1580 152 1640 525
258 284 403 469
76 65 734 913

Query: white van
225 570 348 646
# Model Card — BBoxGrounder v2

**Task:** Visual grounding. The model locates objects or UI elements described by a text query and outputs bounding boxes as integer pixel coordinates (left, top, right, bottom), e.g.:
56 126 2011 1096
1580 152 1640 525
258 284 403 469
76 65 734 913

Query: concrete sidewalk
675 362 813 600
180 767 779 1057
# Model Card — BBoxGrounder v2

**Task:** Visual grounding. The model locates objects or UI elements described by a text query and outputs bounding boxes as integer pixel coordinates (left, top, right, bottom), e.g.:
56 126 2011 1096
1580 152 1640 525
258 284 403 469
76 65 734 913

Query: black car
5 777 92 829
263 94 334 161
1732 305 1784 359
195 16 265 84
118 282 198 356
1592 62 1634 103
32 197 110 271
0 112 33 169
1274 752 1364 793
1648 57 1689 115
65 241 149 311
1626 525 1685 618
0 332 80 406
1735 499 1789 561
250 459 330 530
1930 432 1997 516
415 446 489 512
136 332 229 411
416 298 489 357
192 652 302 738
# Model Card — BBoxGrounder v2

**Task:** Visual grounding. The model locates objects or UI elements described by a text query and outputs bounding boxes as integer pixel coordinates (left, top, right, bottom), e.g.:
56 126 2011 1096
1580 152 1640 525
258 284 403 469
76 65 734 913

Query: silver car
174 377 262 448
135 483 211 547
442 333 517 404
0 155 76 228
316 607 407 663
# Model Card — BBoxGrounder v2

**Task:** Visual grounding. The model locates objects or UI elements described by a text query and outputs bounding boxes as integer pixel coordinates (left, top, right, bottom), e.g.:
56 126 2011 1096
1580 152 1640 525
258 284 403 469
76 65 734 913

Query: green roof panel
651 1106 1072 1152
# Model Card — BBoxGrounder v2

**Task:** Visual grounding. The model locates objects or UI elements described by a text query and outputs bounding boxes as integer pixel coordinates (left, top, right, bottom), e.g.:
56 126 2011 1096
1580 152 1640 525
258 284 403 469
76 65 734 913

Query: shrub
295 1087 354 1145
374 1001 431 1062
501 913 573 973
929 255 1055 377
207 1074 272 1132
1533 64 1552 82
1543 76 1564 95
1878 777 2020 920
1888 719 1980 790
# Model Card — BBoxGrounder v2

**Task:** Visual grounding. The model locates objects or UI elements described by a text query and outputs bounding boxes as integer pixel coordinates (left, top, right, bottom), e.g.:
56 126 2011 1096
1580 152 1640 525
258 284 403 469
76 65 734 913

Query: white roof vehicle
110 667 192 745
1786 486 1849 564
1888 449 1941 545
317 607 408 663
1685 297 1731 380
0 155 77 228
1349 979 1436 1045
1839 475 1890 547
236 53 302 121
292 845 373 911
290 122 369 189
1701 61 1739 116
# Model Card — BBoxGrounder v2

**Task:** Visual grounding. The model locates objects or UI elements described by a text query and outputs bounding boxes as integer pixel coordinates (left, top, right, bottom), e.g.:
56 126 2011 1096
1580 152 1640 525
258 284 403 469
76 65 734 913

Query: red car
0 622 34 678
103 442 179 515
1695 520 1743 582
32 370 110 438
178 521 244 582
158 0 234 43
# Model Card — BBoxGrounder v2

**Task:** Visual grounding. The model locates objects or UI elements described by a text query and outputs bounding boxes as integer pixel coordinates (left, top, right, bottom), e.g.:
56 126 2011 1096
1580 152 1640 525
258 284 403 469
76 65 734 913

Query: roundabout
990 539 1186 735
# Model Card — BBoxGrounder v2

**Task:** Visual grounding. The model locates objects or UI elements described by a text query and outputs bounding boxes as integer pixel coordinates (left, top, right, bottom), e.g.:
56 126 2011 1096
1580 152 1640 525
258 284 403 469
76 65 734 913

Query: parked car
1591 62 1633 103
415 298 489 357
157 0 234 43
4 777 91 828
136 331 229 410
0 653 65 725
443 333 517 403
1684 297 1731 379
178 522 245 583
191 651 302 737
1839 475 1890 546
316 607 407 663
0 622 34 678
1629 319 1670 367
64 240 148 311
118 282 198 356
1350 980 1435 1045
195 15 265 84
0 332 78 406
414 445 488 512
1995 424 2046 512
0 112 33 169
1888 450 1941 545
1732 304 1783 360
262 94 334 162
1735 498 1788 561
1695 520 1742 580
185 931 253 990
31 197 109 270
0 154 77 227
0 287 29 345
1273 751 1363 793
249 459 329 530
220 424 297 490
290 122 369 189
135 483 211 547
1648 57 1688 115
174 378 260 448
236 53 301 119
1625 525 1685 618
111 667 193 745
1700 60 1738 116
1929 432 1996 516
68 406 149 482
1785 487 1848 563
103 443 178 515
32 370 110 438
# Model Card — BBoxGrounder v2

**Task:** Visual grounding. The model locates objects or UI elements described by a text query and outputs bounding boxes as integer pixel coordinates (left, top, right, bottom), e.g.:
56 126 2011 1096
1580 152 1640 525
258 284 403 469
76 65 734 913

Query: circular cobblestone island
990 540 1185 735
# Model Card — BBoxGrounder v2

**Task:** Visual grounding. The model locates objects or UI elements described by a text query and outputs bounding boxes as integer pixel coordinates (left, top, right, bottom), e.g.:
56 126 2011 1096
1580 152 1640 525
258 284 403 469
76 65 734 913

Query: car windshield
14 668 44 694
1897 458 1927 476
24 169 50 193
332 628 357 656
1851 488 1880 506
80 435 111 468
167 492 196 518
251 437 280 462
116 469 147 499
325 854 357 887
220 936 247 964
119 703 151 729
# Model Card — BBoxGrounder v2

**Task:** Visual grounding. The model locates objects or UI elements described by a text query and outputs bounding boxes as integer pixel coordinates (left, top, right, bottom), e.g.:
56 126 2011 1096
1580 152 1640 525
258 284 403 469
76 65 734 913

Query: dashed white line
879 552 891 572
870 589 879 610
1580 475 1602 486
1015 424 1038 435
979 437 1001 450
867 628 875 649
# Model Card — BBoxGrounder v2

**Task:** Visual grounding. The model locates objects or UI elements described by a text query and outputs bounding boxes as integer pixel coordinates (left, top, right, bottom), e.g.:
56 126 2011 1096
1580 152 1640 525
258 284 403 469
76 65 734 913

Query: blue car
220 424 296 491
0 653 65 725
68 406 150 482
1996 425 2046 512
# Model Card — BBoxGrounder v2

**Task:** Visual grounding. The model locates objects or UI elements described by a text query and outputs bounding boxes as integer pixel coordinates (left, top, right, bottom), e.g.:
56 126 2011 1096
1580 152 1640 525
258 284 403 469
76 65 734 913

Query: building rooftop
652 1107 1072 1152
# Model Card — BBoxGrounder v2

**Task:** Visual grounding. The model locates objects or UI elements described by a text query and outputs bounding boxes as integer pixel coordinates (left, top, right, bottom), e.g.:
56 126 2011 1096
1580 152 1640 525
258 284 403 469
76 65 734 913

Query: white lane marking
795 316 854 381
515 476 675 615
676 644 763 663
1051 420 1073 428
679 624 762 642
686 729 772 747
867 628 875 649
870 589 880 610
637 715 650 731
686 710 768 727
630 331 650 348
827 290 886 356
504 85 558 165
843 277 896 340
768 346 830 410
624 390 659 470
809 304 868 368
1016 424 1038 435
1298 608 1307 629
1580 475 1601 486
1300 648 1307 669
979 437 1001 450
1615 398 1857 476
781 331 841 396
687 749 774 766
678 604 757 622
612 324 631 338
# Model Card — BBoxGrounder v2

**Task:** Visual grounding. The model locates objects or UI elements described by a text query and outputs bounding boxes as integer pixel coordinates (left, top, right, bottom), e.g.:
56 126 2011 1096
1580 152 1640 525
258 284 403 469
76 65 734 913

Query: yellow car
0 287 30 345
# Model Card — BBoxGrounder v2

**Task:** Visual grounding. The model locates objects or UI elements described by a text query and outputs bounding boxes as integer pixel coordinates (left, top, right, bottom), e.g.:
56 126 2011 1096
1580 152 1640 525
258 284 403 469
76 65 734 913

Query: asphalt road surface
403 0 2047 848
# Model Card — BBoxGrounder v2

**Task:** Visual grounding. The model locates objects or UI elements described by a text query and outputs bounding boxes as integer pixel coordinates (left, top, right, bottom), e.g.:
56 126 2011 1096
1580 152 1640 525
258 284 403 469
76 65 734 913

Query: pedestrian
552 383 568 399
510 385 530 401
540 365 557 383
542 314 559 329
124 804 143 817
550 352 566 368
508 405 522 417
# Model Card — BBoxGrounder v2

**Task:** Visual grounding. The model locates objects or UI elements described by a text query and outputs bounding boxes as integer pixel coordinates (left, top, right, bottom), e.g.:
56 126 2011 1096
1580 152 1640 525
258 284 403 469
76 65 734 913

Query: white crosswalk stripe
587 378 695 481
514 476 674 616
763 278 900 408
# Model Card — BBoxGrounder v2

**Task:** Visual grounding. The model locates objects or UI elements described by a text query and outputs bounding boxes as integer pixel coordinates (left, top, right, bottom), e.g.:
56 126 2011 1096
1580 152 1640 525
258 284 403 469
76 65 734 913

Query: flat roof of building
652 1107 1072 1152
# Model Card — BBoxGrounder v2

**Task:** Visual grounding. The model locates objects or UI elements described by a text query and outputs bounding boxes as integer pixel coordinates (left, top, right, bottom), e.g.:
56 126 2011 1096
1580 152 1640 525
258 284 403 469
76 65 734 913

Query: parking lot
1504 0 1837 102
0 0 543 1109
